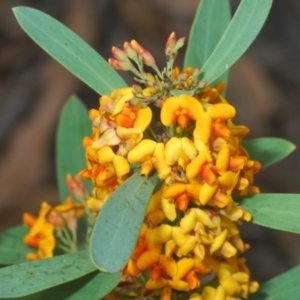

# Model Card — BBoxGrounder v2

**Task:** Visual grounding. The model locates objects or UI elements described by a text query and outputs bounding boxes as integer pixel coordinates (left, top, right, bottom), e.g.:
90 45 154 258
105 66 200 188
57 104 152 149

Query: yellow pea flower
127 139 171 179
161 94 203 128
165 137 197 170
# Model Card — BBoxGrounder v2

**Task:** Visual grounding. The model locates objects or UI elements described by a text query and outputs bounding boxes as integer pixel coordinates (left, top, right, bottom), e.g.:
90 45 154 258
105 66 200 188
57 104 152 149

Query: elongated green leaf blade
0 226 31 265
236 194 300 234
13 7 126 95
199 0 272 85
0 250 96 298
184 0 231 86
249 265 300 300
242 138 296 168
90 172 158 273
0 271 121 300
56 95 92 201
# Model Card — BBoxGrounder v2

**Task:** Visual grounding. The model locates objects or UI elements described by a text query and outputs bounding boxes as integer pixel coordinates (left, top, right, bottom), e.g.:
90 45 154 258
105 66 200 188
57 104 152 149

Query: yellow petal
207 103 236 121
221 277 241 296
127 139 156 163
116 126 142 140
113 155 130 178
146 190 163 214
189 293 203 300
111 89 133 116
175 258 195 279
202 286 217 300
220 241 237 258
193 112 212 148
161 197 176 221
172 227 189 247
159 255 177 277
186 151 210 180
179 94 203 120
179 209 197 233
181 138 198 160
215 144 230 173
215 285 226 300
196 209 216 229
150 224 173 244
168 279 190 292
186 183 201 200
146 278 168 290
218 171 238 188
146 211 166 225
160 96 180 126
87 197 104 212
98 146 115 164
199 183 218 205
134 107 152 131
210 229 228 254
153 143 171 179
165 137 183 166
178 237 197 256
163 183 186 199
137 250 159 270
165 240 176 257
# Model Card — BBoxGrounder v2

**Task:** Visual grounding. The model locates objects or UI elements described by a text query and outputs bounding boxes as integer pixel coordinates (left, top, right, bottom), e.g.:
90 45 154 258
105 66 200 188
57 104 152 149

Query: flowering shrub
0 1 299 299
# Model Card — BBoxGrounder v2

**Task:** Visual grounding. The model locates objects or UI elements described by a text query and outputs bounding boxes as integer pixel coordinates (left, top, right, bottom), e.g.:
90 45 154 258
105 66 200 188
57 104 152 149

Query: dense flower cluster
23 195 85 260
81 33 261 299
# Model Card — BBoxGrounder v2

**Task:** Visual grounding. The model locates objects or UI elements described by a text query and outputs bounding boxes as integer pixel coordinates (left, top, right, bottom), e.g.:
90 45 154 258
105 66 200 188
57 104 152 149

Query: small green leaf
249 265 300 300
242 137 296 168
236 194 300 234
56 95 92 202
199 0 272 85
90 172 158 273
13 7 127 95
0 271 121 300
0 250 96 298
0 226 31 265
184 0 231 86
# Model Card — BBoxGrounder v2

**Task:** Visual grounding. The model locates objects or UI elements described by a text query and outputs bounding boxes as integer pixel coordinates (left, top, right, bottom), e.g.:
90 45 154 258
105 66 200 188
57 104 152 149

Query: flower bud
111 46 128 61
175 36 186 51
108 58 133 71
165 32 176 54
123 41 139 61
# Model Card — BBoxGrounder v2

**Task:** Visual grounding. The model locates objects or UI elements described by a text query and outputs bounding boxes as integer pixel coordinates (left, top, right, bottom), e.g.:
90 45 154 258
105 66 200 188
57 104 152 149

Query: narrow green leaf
242 137 296 168
56 95 92 202
199 0 272 85
13 7 127 95
0 226 31 265
236 194 300 234
249 265 300 300
0 271 121 300
0 250 96 298
90 172 158 273
184 0 231 86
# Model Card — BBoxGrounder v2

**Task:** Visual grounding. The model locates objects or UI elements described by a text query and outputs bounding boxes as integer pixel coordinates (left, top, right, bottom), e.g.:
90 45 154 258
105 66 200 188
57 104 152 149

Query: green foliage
242 137 296 168
184 0 231 86
237 194 300 234
90 172 158 273
0 226 31 265
0 271 121 300
0 250 96 298
56 95 92 202
249 265 300 300
199 0 272 85
13 7 127 95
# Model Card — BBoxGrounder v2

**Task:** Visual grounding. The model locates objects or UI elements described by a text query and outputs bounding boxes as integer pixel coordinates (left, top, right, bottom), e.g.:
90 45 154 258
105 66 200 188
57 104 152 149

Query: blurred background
1 0 300 283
